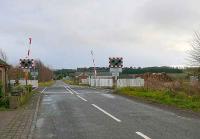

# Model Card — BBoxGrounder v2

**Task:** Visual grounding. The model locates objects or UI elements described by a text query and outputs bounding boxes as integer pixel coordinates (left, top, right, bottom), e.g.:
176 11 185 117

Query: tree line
8 60 53 82
122 67 183 74
54 66 183 79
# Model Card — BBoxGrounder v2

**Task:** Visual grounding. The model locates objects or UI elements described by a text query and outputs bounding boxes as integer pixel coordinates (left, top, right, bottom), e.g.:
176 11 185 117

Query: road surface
32 81 200 139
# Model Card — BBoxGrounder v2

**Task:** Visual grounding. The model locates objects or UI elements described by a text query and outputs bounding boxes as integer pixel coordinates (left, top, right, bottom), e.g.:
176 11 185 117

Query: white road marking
92 104 121 122
66 86 79 94
64 86 73 94
43 92 71 95
75 92 100 94
32 87 38 91
73 90 79 95
71 89 78 94
77 95 88 102
41 87 47 94
136 132 151 139
177 115 191 120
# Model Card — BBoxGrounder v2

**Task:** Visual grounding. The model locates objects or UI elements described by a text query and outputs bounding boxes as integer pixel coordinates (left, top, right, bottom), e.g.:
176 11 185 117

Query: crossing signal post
20 59 34 69
109 57 123 68
109 57 123 88
19 59 34 85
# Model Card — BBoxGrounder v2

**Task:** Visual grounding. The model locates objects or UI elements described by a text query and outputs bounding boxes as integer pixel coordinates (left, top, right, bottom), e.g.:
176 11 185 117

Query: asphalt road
32 81 200 139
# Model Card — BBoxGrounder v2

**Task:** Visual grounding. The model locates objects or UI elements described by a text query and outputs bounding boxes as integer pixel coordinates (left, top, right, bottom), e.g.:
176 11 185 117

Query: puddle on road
42 102 52 105
101 94 115 99
43 98 52 102
36 118 44 128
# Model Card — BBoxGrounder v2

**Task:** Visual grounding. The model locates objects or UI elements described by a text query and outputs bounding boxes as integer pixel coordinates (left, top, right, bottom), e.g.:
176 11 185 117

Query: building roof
0 59 9 67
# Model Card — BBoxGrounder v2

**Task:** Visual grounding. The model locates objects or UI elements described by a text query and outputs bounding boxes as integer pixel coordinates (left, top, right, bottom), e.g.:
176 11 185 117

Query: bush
19 91 34 106
0 97 9 108
11 85 25 96
0 82 2 98
25 85 32 93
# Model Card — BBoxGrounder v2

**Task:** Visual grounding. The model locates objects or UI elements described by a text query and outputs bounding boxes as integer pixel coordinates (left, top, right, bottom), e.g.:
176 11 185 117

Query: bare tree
0 48 8 62
35 60 54 82
189 31 200 66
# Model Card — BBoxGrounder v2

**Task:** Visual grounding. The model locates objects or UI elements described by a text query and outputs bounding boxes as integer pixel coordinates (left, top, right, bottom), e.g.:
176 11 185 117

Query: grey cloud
0 0 198 68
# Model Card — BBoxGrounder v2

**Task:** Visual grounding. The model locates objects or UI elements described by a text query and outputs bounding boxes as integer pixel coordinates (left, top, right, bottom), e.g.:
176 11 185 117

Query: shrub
25 85 33 93
0 97 9 108
0 82 2 98
11 85 25 96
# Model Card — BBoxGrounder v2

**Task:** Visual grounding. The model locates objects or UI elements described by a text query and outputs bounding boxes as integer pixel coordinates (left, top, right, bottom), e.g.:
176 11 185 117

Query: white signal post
91 50 97 87
25 37 32 85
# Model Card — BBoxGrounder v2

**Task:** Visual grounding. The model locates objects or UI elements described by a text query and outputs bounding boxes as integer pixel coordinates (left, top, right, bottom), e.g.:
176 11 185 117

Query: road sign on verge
110 68 122 73
31 72 38 76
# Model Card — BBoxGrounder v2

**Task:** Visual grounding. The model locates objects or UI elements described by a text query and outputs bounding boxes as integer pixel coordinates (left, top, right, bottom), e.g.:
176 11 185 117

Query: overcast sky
1 0 200 69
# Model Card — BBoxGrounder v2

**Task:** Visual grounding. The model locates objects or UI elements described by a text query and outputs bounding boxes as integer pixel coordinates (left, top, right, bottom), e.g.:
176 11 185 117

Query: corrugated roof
0 59 9 66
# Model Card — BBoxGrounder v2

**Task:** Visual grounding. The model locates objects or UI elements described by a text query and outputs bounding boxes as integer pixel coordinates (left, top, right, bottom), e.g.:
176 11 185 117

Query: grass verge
39 80 55 87
19 90 38 106
0 97 9 110
116 87 200 112
63 80 90 87
0 90 39 110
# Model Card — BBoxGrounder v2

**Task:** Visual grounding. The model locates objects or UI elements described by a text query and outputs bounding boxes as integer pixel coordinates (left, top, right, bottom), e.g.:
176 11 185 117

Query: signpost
109 57 123 88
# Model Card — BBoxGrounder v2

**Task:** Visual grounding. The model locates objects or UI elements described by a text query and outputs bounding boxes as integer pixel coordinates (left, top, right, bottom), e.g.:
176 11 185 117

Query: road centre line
32 87 38 91
77 95 88 102
64 86 73 94
65 86 79 94
41 87 47 94
69 88 78 94
136 132 151 139
91 104 121 122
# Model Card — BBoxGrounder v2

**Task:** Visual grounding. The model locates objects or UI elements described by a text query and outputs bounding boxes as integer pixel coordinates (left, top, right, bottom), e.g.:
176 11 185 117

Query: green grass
116 87 200 111
0 90 39 110
19 91 36 106
63 80 75 85
39 80 55 87
0 97 9 109
63 80 89 87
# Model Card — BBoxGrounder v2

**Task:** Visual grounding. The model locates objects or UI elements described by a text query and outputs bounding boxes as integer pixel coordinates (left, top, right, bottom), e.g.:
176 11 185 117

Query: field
116 87 200 112
39 80 55 87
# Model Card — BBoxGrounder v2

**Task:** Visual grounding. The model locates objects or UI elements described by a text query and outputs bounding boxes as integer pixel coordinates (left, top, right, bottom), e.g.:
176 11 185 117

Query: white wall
10 80 38 88
90 79 113 87
117 78 144 88
89 78 144 88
